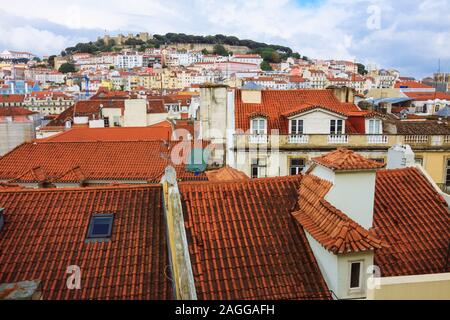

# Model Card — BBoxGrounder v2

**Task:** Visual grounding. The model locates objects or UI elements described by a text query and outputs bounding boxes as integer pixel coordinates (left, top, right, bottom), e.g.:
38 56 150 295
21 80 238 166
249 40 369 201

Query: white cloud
0 25 74 56
0 0 449 77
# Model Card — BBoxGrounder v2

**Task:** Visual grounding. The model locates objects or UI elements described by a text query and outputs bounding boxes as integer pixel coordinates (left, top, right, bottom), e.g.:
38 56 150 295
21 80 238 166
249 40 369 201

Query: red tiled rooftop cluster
0 185 173 300
373 167 450 276
0 141 207 183
179 176 332 300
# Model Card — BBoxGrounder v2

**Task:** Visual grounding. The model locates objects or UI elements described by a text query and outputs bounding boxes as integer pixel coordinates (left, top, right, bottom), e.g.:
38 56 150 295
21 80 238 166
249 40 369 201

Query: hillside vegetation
61 33 307 66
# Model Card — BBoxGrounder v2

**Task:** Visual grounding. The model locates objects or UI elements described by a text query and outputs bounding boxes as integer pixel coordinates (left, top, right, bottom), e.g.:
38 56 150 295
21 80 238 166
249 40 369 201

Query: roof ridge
0 183 162 194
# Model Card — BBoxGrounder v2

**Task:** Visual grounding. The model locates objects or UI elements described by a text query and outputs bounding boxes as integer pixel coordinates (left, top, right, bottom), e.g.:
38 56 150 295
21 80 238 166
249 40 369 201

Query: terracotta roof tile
373 167 450 276
292 174 385 254
0 185 173 300
179 176 332 300
235 89 360 134
0 107 37 117
43 126 173 142
205 166 249 182
0 141 207 183
0 94 25 103
312 148 386 171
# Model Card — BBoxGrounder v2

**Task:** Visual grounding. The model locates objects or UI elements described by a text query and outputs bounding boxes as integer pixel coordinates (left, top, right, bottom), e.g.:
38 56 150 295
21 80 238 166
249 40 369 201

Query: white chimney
310 149 385 229
387 144 415 169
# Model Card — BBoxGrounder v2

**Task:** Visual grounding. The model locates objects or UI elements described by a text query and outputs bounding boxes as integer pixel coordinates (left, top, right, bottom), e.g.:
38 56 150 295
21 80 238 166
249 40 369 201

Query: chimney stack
310 149 385 229
387 145 415 169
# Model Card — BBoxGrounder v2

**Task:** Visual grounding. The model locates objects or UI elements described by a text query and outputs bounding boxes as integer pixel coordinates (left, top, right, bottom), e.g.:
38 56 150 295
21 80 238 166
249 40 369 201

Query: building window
415 157 424 166
290 119 304 135
290 158 305 175
251 118 267 135
251 158 267 179
330 119 343 134
446 159 450 187
350 261 362 289
87 214 114 239
368 119 381 134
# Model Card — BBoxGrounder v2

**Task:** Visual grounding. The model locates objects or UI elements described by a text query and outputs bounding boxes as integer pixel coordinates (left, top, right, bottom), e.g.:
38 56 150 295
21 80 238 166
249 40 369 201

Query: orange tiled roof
205 166 249 182
312 148 386 171
179 176 332 300
45 100 124 127
51 166 86 183
395 80 433 89
404 91 450 101
0 184 173 300
292 174 385 254
235 89 360 133
0 107 37 117
373 167 450 276
0 141 207 183
0 94 25 103
43 126 173 143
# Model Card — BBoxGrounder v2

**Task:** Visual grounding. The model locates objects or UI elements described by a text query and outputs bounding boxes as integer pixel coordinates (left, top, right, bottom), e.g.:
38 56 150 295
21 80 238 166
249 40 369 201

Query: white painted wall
233 150 387 180
337 251 374 299
292 110 346 134
199 86 228 143
147 113 169 126
124 99 147 127
325 171 376 229
305 232 339 295
101 108 122 127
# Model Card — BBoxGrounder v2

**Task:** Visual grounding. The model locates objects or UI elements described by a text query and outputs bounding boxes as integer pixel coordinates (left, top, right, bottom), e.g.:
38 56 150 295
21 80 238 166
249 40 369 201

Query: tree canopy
58 63 76 74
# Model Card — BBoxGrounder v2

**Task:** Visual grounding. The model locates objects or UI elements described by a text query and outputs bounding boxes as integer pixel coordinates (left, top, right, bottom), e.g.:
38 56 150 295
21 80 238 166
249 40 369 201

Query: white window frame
251 158 267 179
348 261 364 291
289 119 304 135
330 119 344 135
250 117 267 135
368 119 382 135
289 158 305 175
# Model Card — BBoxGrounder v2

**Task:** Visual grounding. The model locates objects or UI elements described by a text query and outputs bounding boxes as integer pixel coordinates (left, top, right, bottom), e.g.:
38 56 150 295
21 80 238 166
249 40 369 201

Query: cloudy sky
0 0 449 78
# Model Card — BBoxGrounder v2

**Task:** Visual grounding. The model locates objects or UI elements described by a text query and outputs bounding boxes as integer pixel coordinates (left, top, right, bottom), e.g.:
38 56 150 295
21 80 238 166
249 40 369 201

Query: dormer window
251 118 267 135
349 261 363 290
367 119 382 135
330 119 343 135
290 119 304 135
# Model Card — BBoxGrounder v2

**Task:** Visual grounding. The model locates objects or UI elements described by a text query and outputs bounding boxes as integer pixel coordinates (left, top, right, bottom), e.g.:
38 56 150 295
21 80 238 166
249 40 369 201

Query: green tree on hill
59 63 76 74
261 61 273 71
213 44 229 56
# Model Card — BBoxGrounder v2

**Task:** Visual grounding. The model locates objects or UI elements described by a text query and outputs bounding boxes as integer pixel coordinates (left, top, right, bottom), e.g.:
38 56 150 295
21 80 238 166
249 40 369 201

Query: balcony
234 134 450 150
288 134 309 144
367 135 389 144
328 135 349 144
404 135 429 145
248 135 268 144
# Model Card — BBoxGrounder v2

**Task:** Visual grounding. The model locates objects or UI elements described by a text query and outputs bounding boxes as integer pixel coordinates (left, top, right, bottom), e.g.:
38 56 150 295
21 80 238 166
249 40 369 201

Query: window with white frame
289 158 305 175
290 119 304 135
251 158 267 179
330 119 343 134
349 261 363 290
368 119 382 134
251 118 267 135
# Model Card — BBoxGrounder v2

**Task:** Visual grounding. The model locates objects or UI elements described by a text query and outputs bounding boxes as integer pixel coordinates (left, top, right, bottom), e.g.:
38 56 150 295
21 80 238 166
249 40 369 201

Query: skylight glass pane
88 215 114 239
